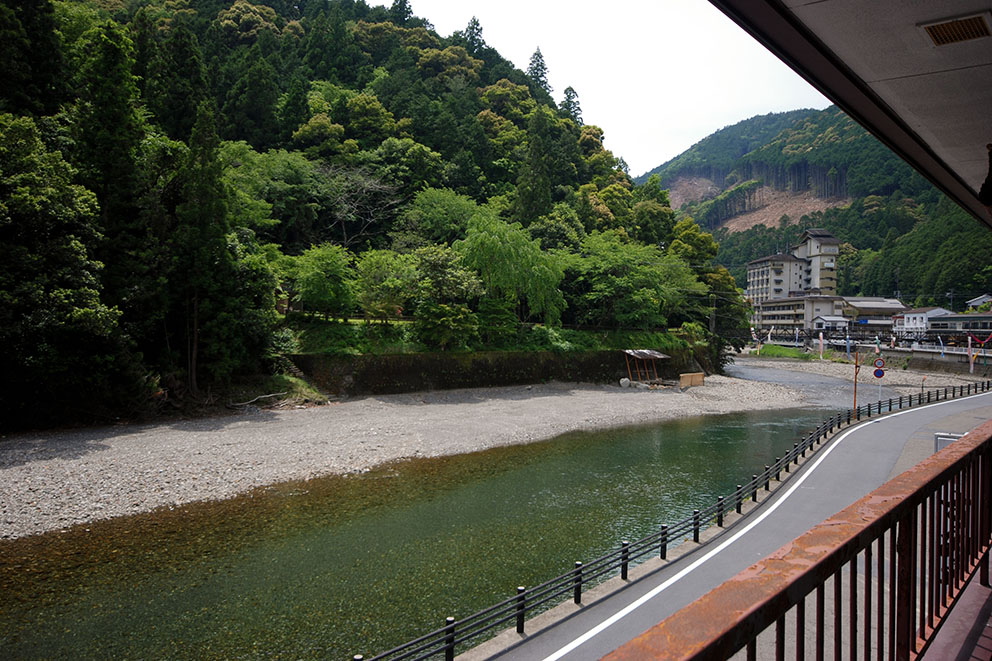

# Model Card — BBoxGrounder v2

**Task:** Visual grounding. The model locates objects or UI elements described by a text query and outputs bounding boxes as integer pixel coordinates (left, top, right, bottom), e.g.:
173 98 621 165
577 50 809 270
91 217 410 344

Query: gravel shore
1 358 984 540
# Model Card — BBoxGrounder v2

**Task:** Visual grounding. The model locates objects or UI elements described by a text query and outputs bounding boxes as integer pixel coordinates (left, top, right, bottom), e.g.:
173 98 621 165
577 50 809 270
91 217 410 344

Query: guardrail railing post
717 497 725 527
516 587 526 633
444 616 456 661
765 467 770 491
660 525 668 559
794 443 800 465
573 562 582 604
752 475 758 502
736 486 742 514
693 510 700 542
896 515 916 659
774 459 781 481
621 541 629 580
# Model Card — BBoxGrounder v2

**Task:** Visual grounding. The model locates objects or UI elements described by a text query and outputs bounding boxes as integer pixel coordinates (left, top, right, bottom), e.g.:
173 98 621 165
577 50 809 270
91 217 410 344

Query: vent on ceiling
921 14 991 46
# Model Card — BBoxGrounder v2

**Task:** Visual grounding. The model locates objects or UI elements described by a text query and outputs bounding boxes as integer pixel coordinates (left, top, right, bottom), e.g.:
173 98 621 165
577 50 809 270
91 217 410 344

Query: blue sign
874 368 885 378
858 319 868 325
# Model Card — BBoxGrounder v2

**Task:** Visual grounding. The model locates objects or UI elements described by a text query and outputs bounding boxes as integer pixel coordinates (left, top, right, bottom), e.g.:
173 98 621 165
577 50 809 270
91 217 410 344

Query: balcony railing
606 413 992 661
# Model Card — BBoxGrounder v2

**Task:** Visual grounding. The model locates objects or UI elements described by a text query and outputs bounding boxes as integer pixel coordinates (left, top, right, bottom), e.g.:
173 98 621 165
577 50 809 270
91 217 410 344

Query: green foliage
476 298 519 347
528 203 586 251
562 231 707 329
392 187 478 248
0 114 141 427
147 17 208 142
669 217 719 267
293 243 354 319
166 104 277 393
754 344 814 360
411 302 478 350
455 208 566 323
354 249 416 321
0 0 66 115
411 244 484 306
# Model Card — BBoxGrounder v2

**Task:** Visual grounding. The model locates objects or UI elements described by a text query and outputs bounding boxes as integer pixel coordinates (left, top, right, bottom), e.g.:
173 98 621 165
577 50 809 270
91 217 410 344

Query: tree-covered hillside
638 106 991 306
636 108 816 189
1 0 748 429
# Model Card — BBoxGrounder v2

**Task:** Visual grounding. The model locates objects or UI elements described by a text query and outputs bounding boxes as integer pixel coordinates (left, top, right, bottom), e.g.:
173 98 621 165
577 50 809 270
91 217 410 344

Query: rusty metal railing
606 418 992 661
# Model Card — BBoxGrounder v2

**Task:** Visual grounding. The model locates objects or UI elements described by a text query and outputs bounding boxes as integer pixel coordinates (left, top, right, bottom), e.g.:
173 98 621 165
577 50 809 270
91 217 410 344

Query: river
0 367 884 659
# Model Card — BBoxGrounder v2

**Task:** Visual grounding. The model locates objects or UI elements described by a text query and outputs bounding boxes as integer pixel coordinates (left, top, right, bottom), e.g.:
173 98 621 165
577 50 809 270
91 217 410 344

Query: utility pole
709 294 716 334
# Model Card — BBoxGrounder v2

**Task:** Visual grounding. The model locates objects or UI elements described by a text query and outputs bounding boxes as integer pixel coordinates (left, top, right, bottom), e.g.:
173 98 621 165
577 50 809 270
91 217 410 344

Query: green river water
0 407 831 659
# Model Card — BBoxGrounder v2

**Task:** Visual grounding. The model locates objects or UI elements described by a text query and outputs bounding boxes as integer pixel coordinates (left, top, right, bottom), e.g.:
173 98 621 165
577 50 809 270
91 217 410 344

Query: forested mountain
1 0 747 428
637 109 815 190
638 107 992 307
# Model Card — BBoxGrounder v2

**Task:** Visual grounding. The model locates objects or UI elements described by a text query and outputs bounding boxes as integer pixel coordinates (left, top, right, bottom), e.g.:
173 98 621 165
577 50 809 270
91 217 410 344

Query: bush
411 303 479 350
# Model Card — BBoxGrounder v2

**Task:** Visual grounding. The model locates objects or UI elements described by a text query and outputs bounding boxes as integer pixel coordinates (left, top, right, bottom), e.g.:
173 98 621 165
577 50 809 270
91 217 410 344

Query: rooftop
843 297 908 310
747 253 804 265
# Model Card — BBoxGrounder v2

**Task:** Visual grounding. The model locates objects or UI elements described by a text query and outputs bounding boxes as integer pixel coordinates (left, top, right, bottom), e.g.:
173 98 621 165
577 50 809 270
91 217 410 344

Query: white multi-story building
746 229 843 332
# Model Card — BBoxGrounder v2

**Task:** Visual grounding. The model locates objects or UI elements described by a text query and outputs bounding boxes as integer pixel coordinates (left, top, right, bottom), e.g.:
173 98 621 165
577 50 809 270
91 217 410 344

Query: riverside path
465 389 992 660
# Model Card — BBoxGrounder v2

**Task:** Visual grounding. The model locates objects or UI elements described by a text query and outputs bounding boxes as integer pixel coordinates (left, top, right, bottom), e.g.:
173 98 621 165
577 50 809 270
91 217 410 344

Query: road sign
874 368 885 378
873 358 885 368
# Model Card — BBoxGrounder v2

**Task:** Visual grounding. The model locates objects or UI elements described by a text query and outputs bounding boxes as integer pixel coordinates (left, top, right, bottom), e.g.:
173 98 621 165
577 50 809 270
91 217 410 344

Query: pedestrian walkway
462 391 992 660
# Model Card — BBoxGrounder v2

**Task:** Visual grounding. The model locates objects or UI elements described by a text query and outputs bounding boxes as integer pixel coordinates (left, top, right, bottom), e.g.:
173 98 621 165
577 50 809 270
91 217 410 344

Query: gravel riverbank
1 358 983 540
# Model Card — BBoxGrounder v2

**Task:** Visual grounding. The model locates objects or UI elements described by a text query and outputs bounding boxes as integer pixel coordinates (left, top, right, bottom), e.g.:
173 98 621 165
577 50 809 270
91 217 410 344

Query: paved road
478 390 992 660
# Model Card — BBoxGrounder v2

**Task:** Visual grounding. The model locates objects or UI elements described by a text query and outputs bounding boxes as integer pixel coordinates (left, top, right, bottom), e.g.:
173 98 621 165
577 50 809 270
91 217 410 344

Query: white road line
540 391 991 661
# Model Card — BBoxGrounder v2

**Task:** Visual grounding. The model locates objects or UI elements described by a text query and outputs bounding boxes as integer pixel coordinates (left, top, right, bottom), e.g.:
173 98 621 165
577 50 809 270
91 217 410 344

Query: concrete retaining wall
291 348 710 397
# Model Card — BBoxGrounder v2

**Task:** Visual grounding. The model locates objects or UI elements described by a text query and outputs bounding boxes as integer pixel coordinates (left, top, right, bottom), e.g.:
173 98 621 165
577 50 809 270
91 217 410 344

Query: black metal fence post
516 587 526 634
444 617 455 661
765 467 770 491
621 541 629 580
774 459 780 481
573 562 582 604
794 443 800 465
736 485 743 514
752 475 758 502
717 497 725 527
693 510 700 542
660 525 668 559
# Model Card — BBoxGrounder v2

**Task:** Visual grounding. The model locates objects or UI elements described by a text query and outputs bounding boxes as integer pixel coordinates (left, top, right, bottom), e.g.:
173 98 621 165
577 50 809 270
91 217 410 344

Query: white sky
408 0 832 177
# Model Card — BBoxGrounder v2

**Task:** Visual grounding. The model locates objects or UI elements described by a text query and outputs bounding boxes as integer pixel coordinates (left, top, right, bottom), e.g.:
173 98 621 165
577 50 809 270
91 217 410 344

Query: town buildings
892 306 951 337
746 229 908 334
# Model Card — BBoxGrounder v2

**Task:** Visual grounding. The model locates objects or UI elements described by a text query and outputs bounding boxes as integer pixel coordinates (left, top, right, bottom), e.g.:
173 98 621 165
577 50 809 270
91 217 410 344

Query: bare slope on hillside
721 188 849 232
668 176 849 233
668 176 720 209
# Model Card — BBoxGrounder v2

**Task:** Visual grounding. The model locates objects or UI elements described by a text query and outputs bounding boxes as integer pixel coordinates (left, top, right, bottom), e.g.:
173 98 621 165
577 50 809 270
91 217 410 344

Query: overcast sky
408 0 832 177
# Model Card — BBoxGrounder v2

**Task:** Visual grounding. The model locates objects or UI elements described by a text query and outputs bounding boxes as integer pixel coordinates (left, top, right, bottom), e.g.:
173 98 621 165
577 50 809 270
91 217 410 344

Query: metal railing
607 390 992 660
354 380 992 661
